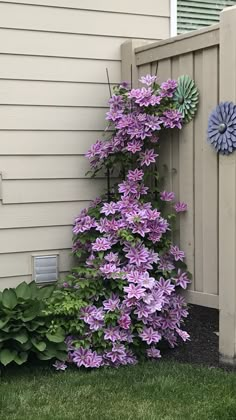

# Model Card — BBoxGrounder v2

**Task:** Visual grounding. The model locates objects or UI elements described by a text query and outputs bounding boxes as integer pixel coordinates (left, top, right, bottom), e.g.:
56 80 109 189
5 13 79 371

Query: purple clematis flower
92 238 112 252
139 149 159 166
160 191 175 202
139 327 162 345
170 245 185 262
53 360 67 371
174 202 187 212
139 74 157 86
124 284 146 300
147 347 161 359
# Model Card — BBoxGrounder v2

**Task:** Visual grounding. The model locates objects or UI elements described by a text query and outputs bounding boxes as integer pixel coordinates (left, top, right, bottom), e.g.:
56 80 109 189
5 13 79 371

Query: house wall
0 0 171 288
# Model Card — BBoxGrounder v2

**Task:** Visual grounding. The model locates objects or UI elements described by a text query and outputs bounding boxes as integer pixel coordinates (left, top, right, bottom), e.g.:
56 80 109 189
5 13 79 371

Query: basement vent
33 255 58 284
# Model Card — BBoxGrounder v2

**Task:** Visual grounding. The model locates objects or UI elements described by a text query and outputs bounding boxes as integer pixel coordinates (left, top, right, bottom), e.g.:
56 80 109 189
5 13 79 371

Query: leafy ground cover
0 360 236 420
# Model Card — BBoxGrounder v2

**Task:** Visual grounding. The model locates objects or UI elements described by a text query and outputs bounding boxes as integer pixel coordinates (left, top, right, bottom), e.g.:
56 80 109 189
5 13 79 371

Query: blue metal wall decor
207 102 236 155
173 75 199 123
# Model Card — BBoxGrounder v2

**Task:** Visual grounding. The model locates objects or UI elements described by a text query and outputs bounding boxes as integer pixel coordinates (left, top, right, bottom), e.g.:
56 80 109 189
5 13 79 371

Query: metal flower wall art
207 102 236 155
174 75 199 123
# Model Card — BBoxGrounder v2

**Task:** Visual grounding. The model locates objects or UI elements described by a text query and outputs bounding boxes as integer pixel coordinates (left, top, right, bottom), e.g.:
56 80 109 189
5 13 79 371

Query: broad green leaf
22 302 41 321
14 352 28 365
0 333 8 343
54 341 67 352
15 282 32 300
2 289 18 310
46 327 65 343
25 321 44 331
28 281 39 299
20 341 32 351
12 330 29 344
38 285 55 300
36 352 52 361
0 349 17 366
0 318 10 329
31 338 47 352
55 350 67 361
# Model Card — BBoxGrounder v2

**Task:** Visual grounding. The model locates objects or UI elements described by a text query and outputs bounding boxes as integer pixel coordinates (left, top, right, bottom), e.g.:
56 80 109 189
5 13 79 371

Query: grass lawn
0 361 236 420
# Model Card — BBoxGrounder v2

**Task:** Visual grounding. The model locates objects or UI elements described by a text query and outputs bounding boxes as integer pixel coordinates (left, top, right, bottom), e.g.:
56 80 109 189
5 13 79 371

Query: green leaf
2 289 18 309
31 338 47 352
55 351 67 361
46 327 65 343
14 352 28 365
28 281 40 299
35 352 52 361
15 282 32 300
0 349 17 366
19 341 32 351
38 285 55 300
0 318 10 329
22 301 41 321
13 331 29 344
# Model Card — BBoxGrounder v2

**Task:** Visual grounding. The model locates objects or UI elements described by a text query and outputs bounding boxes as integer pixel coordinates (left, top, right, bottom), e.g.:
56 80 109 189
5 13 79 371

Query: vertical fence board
194 50 204 292
178 52 195 290
171 56 180 246
202 46 219 296
219 6 236 363
157 59 172 193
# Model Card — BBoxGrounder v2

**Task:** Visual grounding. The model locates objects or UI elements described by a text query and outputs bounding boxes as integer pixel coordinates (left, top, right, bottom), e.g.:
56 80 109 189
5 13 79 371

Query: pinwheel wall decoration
207 102 236 155
174 75 199 123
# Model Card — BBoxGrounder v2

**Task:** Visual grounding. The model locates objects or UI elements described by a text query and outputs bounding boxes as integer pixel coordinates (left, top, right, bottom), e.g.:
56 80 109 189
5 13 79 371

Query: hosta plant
0 281 66 366
52 74 192 370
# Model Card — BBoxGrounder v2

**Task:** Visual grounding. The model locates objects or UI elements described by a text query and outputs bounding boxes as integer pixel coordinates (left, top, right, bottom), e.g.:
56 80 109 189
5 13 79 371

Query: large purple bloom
139 327 162 345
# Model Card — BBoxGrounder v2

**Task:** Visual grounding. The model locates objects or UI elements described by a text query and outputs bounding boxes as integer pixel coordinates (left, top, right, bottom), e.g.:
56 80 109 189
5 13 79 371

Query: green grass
0 361 236 420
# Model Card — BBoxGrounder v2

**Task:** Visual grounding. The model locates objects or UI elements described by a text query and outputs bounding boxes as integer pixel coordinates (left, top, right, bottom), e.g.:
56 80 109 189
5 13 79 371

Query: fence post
219 5 236 364
121 40 148 86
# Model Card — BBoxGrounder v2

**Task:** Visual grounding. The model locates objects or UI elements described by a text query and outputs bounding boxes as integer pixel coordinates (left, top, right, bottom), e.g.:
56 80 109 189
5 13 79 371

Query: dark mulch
163 304 227 369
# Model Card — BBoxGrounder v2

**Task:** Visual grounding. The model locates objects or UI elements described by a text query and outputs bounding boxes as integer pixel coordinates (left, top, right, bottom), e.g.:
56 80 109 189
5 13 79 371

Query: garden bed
164 304 221 369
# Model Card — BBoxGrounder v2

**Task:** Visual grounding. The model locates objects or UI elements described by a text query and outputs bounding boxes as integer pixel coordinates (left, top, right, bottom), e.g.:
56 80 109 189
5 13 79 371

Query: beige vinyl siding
0 0 170 16
0 0 170 288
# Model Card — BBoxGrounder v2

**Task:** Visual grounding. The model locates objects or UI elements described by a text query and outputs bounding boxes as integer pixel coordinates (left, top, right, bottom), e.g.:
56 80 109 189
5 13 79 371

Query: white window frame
170 0 177 37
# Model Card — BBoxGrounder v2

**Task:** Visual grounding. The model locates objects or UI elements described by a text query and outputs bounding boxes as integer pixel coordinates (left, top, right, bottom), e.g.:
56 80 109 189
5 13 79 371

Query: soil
162 304 232 370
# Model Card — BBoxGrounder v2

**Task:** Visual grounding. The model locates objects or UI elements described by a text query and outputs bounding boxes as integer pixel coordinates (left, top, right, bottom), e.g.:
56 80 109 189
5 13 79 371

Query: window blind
177 0 236 33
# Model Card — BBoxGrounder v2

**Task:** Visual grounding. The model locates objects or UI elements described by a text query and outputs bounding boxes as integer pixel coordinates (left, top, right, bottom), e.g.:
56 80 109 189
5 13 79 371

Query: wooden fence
121 5 236 364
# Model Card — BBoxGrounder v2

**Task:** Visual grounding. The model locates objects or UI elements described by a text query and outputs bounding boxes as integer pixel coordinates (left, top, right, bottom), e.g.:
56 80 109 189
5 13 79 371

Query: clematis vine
54 74 192 371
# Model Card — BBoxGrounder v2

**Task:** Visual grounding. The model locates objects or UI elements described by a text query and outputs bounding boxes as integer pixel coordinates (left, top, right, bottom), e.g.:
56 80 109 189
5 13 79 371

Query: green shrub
0 281 66 366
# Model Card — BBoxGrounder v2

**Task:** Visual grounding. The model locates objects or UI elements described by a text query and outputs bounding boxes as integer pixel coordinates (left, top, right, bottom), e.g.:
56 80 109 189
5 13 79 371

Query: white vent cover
33 255 58 284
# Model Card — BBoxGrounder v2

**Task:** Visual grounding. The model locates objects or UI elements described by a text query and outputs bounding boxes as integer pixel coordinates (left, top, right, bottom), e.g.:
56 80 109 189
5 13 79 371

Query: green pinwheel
174 75 199 123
